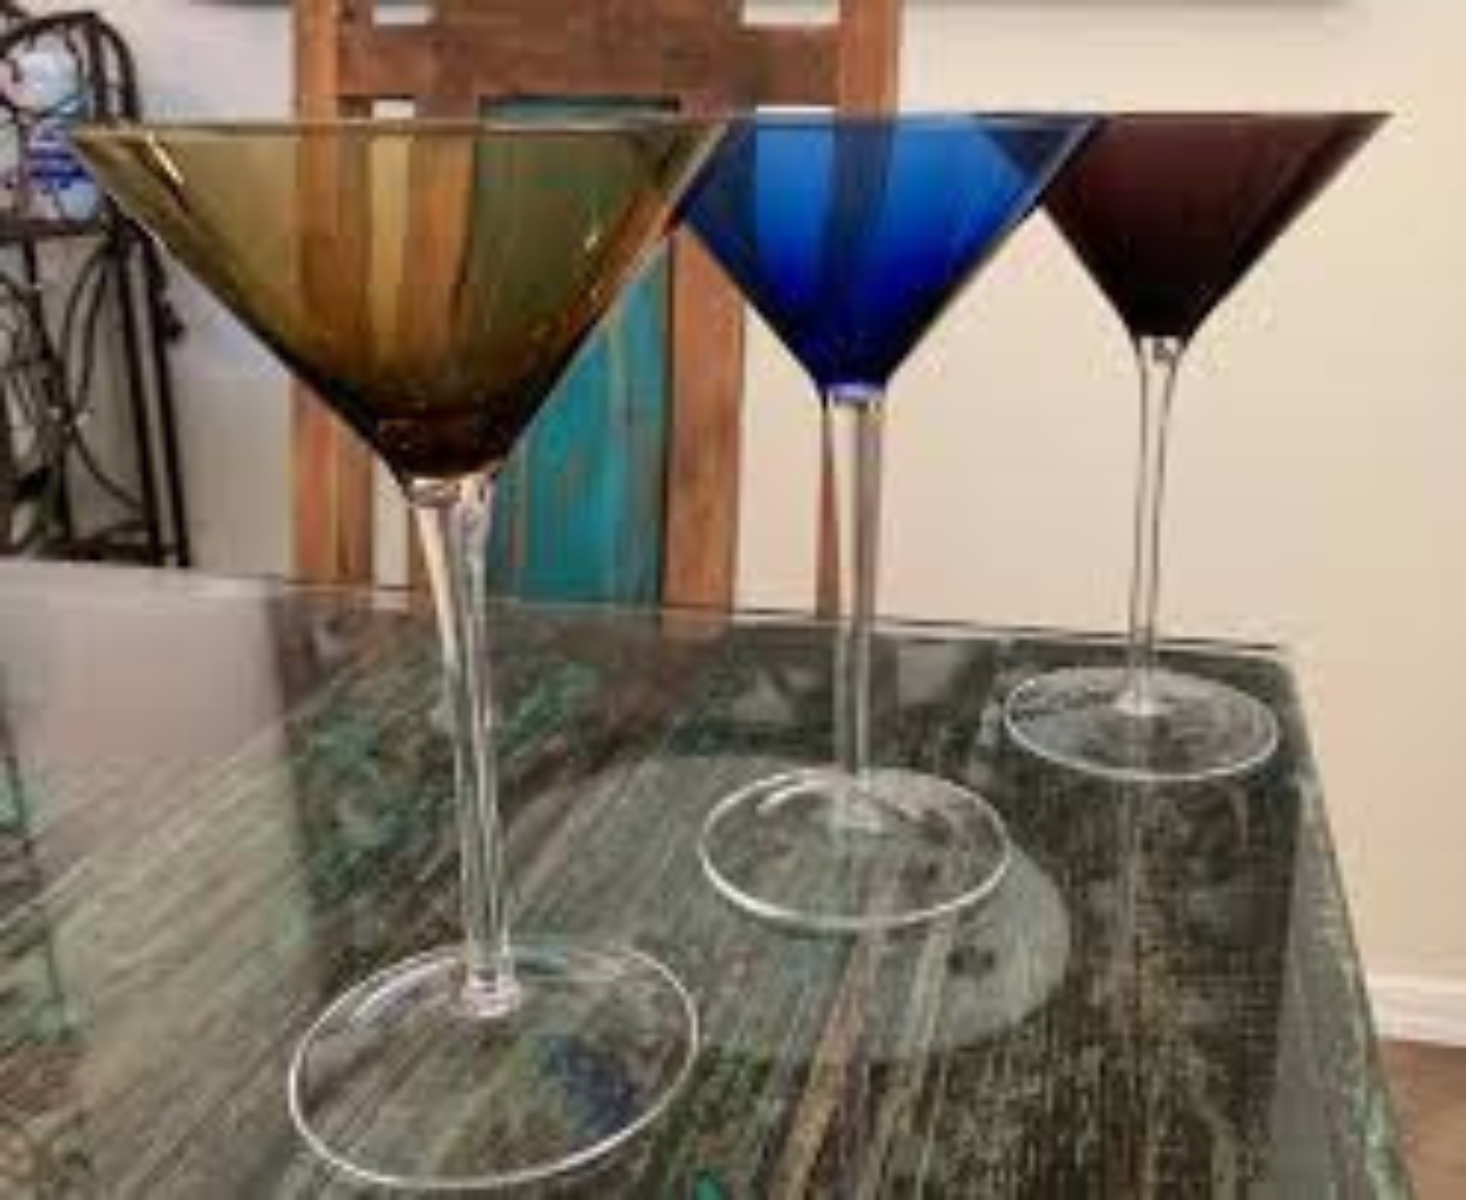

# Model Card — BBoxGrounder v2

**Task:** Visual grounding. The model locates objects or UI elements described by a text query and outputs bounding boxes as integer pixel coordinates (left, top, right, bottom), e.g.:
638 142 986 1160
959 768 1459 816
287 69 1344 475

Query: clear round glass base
1003 665 1279 784
288 941 698 1192
697 766 1011 934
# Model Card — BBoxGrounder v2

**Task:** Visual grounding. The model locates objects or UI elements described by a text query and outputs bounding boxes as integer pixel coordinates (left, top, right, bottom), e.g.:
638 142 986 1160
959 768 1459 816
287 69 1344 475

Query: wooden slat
293 0 375 585
396 138 473 378
737 26 840 106
662 233 743 608
838 0 902 111
813 0 904 614
435 0 740 28
399 127 473 594
339 23 838 107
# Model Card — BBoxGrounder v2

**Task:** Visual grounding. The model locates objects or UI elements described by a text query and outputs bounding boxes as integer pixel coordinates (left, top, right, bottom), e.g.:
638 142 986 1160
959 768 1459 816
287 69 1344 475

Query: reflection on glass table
0 564 1407 1196
0 684 96 1196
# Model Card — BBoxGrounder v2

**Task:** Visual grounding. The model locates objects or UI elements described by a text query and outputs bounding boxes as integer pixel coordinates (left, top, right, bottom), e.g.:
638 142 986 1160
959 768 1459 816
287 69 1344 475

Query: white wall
94 1 1464 989
99 0 293 574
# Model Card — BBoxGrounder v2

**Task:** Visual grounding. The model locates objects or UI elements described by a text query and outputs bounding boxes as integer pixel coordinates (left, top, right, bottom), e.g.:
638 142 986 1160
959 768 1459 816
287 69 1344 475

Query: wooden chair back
294 0 901 607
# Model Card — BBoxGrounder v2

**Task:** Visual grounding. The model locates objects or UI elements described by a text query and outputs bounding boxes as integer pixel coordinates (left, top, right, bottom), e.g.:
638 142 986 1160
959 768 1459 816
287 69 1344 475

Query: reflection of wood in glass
1047 114 1385 341
0 691 95 1195
75 122 715 481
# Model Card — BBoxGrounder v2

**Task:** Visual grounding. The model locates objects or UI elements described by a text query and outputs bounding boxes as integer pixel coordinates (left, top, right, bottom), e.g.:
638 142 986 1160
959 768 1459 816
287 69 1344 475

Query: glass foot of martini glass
76 117 721 1189
699 766 1010 933
288 942 696 1191
1004 665 1279 785
687 114 1094 932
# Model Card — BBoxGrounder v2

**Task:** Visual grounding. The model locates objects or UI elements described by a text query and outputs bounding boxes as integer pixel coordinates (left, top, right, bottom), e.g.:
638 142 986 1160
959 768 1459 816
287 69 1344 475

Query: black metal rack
0 4 188 566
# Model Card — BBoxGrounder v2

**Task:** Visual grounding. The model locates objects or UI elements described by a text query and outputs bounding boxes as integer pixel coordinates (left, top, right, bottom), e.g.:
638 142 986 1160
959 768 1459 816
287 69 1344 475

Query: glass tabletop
0 563 1405 1196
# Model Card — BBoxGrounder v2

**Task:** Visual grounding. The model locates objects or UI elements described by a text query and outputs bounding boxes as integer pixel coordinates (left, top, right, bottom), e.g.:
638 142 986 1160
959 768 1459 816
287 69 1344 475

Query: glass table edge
0 560 1291 664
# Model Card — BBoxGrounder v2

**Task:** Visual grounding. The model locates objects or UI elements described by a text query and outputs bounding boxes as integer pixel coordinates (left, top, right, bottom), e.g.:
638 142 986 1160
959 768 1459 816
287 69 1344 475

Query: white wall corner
1370 974 1466 1047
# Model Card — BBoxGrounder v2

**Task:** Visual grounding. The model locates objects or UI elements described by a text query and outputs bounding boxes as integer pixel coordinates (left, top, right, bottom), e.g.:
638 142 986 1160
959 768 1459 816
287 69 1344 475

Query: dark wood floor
1383 1041 1466 1198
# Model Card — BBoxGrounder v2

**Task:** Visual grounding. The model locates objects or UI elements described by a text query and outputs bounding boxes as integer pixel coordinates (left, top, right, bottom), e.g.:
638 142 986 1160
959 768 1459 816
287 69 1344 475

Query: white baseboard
1370 974 1466 1046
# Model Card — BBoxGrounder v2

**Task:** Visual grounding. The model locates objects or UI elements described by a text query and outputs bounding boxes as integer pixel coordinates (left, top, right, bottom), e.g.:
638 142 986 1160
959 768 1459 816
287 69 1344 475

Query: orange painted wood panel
293 0 375 585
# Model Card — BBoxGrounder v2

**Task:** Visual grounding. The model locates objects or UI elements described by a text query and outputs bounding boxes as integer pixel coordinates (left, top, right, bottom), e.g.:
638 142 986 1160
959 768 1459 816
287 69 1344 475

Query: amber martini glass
76 117 720 1191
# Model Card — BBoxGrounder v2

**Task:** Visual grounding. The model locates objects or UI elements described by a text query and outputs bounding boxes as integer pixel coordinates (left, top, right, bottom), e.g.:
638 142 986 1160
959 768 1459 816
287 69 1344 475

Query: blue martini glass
688 113 1095 933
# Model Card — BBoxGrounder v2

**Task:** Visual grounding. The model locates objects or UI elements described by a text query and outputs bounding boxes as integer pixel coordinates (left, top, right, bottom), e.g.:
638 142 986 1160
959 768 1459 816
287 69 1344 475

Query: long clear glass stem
815 403 843 621
825 389 885 782
410 474 520 1017
1120 336 1186 718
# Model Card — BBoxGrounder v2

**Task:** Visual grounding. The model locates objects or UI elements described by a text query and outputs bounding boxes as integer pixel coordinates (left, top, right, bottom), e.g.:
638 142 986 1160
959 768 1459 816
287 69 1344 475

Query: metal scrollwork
0 5 188 566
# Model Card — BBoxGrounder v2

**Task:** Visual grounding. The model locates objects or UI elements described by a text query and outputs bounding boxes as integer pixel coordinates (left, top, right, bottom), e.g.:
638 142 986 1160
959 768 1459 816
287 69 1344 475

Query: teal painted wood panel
484 97 672 607
487 263 669 605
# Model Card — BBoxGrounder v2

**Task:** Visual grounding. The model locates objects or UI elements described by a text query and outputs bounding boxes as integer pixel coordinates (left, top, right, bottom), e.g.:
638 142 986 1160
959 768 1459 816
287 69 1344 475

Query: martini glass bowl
1003 112 1385 785
686 113 1094 933
76 117 721 1192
